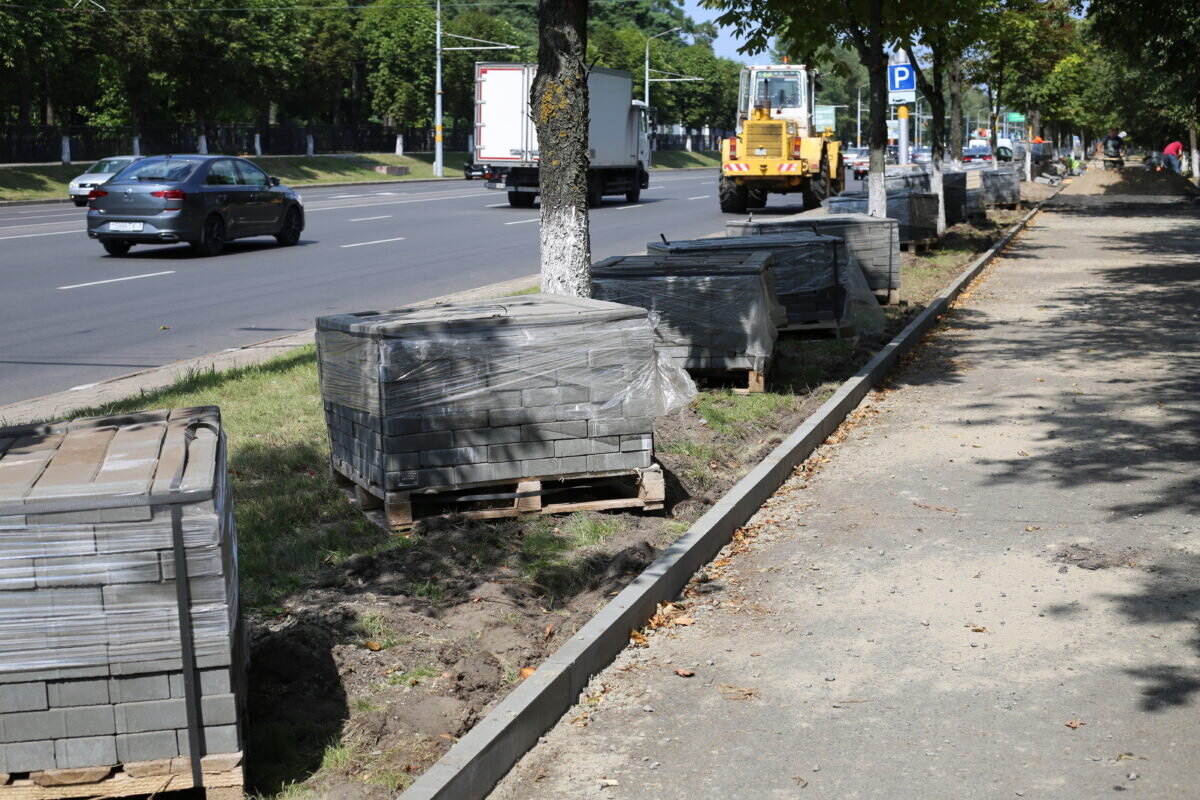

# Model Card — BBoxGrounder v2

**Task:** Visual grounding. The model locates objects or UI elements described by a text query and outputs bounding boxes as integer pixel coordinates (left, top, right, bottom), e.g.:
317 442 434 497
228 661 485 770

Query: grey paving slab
488 195 1200 799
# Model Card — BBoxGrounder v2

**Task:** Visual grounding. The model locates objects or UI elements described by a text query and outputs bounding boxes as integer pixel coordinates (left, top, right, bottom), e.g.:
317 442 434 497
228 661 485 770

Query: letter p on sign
888 64 916 92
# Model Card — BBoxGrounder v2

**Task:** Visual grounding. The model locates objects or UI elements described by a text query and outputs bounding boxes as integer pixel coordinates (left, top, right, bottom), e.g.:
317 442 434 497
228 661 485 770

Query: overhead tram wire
0 0 651 13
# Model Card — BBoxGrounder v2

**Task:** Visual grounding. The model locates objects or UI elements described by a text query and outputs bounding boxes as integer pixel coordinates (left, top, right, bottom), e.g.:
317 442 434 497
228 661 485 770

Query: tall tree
533 0 591 296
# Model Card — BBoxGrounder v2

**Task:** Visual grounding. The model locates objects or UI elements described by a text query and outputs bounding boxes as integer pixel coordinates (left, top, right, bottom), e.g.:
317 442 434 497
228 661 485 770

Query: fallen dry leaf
364 640 382 652
1065 719 1086 730
971 626 987 633
543 623 555 642
674 668 695 678
719 684 760 701
629 629 648 646
519 667 536 680
1018 450 1031 457
1025 526 1042 532
673 616 695 626
599 778 619 788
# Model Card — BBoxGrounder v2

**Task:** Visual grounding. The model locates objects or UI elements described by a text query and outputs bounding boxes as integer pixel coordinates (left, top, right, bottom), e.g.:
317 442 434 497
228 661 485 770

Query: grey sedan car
86 154 304 257
68 155 143 206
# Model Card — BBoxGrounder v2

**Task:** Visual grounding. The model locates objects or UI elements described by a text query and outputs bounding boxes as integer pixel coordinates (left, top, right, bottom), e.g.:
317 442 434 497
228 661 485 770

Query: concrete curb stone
396 194 1059 800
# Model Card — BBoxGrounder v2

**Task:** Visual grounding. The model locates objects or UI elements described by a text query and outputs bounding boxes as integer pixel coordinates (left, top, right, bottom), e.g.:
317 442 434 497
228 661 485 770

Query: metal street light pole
645 27 681 106
434 0 443 176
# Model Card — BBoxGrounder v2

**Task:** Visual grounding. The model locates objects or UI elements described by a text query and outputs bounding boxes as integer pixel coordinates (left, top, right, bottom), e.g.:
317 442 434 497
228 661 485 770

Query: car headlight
69 181 79 189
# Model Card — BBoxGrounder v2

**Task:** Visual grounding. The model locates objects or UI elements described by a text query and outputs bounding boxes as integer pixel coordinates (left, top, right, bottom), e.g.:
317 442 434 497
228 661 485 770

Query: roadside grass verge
0 152 474 203
651 150 720 169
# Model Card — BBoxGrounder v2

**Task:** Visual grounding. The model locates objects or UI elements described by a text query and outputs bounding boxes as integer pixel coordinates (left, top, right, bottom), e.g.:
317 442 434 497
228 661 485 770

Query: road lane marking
349 215 392 222
504 218 540 225
340 237 407 248
58 270 175 290
688 195 711 200
613 204 643 210
486 203 510 208
0 230 79 241
306 191 491 213
69 383 97 391
1 211 80 221
0 220 81 231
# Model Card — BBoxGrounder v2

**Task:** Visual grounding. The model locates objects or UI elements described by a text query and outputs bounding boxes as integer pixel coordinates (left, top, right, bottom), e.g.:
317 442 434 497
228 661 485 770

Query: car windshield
118 158 202 182
86 158 133 174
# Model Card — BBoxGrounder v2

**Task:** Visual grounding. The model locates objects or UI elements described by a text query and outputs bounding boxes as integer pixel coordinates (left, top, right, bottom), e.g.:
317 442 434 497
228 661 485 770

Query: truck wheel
625 187 641 203
587 177 603 207
508 191 535 208
718 177 747 214
746 188 767 209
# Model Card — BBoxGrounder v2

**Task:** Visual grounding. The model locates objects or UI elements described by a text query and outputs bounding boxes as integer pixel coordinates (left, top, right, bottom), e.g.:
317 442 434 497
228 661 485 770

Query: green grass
517 512 625 595
0 152 473 203
386 664 440 688
57 347 397 613
651 150 721 169
502 285 541 297
353 612 404 650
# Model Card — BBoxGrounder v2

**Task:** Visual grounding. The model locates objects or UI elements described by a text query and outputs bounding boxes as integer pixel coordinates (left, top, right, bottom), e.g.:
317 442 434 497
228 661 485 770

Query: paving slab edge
397 195 1059 800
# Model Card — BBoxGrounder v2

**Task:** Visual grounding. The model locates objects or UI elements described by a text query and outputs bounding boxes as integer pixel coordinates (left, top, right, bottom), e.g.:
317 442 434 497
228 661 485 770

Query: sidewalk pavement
489 171 1200 798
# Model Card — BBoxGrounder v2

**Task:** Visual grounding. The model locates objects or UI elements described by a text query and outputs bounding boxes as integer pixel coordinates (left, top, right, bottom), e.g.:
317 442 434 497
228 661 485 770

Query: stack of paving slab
590 251 784 374
727 213 901 304
0 407 244 776
884 170 931 191
826 189 939 243
981 167 1021 205
645 233 845 328
316 296 694 496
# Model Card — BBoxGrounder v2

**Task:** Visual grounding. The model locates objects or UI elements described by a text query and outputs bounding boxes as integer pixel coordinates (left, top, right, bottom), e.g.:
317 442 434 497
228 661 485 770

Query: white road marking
330 193 365 199
349 215 392 222
339 237 407 248
688 195 711 200
0 211 80 221
613 204 643 210
504 218 540 226
68 383 97 391
0 219 81 231
58 270 175 290
0 230 79 241
306 191 490 213
486 203 510 208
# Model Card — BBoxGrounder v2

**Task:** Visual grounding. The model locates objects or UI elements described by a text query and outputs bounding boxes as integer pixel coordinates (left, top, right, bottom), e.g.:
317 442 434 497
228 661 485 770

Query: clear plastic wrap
0 408 244 772
0 408 240 677
885 169 931 191
645 233 880 336
317 296 697 492
982 167 1021 205
590 251 784 374
826 189 939 242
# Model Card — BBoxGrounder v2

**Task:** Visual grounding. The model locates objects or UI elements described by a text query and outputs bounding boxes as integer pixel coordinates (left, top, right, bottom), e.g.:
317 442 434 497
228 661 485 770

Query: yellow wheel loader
719 64 842 213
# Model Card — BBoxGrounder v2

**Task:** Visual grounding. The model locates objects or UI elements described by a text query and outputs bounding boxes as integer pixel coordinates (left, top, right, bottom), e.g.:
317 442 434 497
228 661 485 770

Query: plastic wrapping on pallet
0 407 245 772
826 190 939 242
884 169 931 191
982 167 1021 205
317 296 696 493
590 251 784 374
725 213 901 300
644 234 883 336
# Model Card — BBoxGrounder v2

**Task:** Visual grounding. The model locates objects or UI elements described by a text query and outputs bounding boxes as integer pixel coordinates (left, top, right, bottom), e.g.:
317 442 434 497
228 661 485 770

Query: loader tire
746 187 768 209
718 177 748 214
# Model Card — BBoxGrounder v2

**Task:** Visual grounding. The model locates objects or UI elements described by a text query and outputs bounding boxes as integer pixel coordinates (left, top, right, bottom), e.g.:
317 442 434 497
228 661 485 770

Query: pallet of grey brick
646 233 845 327
317 296 695 497
826 189 939 243
0 407 245 775
884 169 931 191
981 167 1021 205
726 213 900 303
590 251 784 374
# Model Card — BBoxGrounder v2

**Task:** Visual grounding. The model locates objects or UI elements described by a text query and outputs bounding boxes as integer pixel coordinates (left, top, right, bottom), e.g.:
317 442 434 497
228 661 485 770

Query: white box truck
474 63 651 208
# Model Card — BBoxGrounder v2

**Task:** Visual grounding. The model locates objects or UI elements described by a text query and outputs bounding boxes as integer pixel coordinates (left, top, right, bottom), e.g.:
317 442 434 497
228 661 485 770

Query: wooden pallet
872 288 901 306
0 754 242 799
334 461 665 530
900 237 937 253
990 201 1025 211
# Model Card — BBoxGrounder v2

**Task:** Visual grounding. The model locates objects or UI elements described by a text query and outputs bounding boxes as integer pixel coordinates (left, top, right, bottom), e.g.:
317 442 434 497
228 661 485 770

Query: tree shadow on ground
887 203 1200 521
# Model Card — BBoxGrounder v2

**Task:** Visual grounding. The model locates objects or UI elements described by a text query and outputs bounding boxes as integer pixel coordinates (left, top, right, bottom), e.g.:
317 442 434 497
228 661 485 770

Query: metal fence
0 124 472 164
654 132 726 152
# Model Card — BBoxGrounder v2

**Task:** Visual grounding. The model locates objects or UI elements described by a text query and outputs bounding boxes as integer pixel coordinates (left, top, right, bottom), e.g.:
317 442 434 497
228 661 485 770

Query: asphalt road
1 170 806 406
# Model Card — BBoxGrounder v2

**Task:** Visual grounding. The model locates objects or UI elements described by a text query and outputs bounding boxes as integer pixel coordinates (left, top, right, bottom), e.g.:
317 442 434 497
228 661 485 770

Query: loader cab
737 65 811 135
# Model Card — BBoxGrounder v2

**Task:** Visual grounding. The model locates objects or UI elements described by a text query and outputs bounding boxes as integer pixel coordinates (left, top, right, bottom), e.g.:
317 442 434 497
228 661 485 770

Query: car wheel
275 207 303 246
507 191 535 209
73 199 88 208
625 187 641 203
101 240 131 256
191 214 226 257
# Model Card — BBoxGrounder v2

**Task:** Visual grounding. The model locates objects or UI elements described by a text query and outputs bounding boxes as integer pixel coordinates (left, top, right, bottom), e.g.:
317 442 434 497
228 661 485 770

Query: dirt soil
239 206 1045 799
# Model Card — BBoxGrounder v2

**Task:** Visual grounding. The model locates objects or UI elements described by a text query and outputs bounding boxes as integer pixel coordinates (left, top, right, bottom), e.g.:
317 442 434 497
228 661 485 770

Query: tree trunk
1190 118 1198 184
533 0 591 297
904 40 946 235
948 56 963 166
864 0 887 218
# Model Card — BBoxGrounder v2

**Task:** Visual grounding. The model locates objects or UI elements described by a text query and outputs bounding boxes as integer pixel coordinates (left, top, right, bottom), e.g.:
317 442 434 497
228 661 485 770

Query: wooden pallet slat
0 754 242 800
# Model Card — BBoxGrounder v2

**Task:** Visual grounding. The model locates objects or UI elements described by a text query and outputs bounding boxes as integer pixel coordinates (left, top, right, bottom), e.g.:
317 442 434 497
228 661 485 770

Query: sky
680 0 753 62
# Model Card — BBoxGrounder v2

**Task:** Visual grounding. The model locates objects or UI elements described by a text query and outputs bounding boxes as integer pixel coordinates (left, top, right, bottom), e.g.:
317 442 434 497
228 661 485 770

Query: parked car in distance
911 147 932 164
841 147 867 169
963 146 993 163
850 149 871 180
462 162 488 180
86 154 304 257
68 155 143 207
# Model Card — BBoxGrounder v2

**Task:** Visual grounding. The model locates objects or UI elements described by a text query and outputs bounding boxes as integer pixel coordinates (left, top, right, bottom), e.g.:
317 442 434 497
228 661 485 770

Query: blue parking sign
888 64 916 92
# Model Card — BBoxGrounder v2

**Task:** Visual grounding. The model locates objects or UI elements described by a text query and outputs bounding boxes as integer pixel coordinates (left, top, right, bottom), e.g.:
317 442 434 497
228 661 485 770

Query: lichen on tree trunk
533 0 591 297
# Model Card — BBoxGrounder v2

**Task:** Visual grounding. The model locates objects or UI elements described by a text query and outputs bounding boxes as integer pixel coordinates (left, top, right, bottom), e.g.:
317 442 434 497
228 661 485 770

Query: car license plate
109 222 143 232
